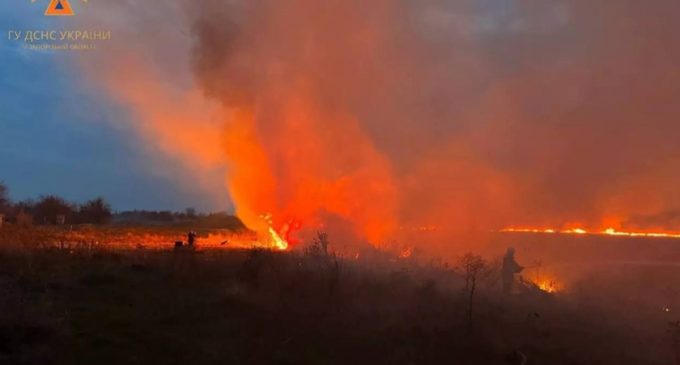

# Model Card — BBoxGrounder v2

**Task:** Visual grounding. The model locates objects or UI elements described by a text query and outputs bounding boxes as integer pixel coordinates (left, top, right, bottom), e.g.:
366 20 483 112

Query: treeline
0 183 246 230
0 183 112 225
114 209 199 223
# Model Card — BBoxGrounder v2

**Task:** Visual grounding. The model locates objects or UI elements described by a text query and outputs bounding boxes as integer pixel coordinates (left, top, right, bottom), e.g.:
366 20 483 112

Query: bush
76 198 112 224
33 196 75 225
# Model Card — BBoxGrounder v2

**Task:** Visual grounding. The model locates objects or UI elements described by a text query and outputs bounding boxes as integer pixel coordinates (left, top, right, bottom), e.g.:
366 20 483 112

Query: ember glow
534 279 560 294
399 247 413 259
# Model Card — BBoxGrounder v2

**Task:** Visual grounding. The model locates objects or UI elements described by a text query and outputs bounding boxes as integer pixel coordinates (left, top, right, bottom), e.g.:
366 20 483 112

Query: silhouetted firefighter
187 231 197 247
502 247 524 294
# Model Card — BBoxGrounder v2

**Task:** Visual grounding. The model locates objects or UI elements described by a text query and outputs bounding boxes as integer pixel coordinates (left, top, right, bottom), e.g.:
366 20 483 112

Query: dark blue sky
0 3 226 212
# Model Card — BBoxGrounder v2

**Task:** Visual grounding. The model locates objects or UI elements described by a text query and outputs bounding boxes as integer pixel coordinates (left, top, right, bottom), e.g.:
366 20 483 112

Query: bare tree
0 182 10 214
457 252 487 331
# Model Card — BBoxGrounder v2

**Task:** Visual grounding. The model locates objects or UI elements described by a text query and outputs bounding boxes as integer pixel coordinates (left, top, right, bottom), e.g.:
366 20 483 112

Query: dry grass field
0 225 678 364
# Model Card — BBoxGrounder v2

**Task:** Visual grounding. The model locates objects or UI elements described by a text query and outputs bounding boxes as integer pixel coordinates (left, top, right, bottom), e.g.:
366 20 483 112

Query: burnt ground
0 244 677 365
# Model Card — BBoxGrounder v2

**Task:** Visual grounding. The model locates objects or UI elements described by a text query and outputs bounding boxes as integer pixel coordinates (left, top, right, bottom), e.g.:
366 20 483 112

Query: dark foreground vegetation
0 227 677 364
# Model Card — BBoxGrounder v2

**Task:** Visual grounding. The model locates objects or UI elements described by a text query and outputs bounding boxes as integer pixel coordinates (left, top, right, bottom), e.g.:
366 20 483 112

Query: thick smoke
78 0 680 250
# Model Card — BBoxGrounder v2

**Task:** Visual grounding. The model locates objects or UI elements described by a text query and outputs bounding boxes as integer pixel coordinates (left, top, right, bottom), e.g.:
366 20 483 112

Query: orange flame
260 213 302 250
267 225 288 251
534 279 560 293
501 226 680 239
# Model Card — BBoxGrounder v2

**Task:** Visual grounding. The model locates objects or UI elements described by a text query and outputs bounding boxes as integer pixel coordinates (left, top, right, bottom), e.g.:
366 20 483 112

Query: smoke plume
77 0 680 250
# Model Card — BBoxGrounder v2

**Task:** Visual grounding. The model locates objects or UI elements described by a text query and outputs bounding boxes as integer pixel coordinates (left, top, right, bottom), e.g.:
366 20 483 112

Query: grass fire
3 0 680 364
0 190 678 364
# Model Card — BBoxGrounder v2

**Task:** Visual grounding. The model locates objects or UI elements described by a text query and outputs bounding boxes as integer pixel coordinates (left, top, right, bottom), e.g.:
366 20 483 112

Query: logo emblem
32 0 88 16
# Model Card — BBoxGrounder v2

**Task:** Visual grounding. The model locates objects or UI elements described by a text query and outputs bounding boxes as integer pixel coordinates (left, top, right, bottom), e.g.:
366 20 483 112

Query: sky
0 1 230 212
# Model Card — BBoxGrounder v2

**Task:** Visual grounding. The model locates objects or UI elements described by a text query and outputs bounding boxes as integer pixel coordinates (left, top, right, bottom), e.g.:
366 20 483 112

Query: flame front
501 226 680 239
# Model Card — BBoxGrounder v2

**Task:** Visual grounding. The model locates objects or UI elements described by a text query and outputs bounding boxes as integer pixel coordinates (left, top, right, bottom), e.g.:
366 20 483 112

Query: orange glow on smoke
221 97 399 244
83 55 398 246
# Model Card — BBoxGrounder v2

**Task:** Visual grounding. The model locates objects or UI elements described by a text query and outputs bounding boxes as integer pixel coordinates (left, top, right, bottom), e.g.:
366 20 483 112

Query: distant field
0 225 259 251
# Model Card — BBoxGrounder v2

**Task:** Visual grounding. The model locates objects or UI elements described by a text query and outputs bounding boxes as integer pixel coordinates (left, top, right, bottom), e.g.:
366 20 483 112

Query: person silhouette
502 247 523 294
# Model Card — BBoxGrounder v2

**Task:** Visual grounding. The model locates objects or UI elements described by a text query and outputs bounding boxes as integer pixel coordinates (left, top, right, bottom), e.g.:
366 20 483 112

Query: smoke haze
77 0 680 249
